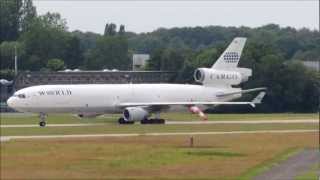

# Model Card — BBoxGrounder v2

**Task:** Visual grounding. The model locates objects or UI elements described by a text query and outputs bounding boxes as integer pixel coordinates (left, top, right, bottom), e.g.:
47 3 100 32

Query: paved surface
167 119 318 124
255 149 320 180
0 129 317 142
1 119 317 128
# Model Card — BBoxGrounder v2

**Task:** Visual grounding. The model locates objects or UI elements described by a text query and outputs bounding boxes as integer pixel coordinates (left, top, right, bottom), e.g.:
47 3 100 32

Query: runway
167 119 318 124
0 129 318 142
0 119 317 128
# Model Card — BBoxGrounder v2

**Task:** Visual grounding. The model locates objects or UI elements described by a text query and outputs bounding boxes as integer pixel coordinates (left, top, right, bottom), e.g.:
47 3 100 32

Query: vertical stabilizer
212 37 247 69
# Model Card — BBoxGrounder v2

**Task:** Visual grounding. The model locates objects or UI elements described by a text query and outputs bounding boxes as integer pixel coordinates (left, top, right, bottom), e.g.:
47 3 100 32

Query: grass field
0 113 318 125
0 113 319 179
1 133 318 179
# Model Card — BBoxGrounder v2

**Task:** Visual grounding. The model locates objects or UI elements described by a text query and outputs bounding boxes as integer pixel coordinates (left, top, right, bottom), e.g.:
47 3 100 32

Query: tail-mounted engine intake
194 68 252 86
123 107 150 122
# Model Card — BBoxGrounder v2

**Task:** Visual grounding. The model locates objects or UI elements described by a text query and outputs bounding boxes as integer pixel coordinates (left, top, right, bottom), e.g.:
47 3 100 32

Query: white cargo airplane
7 37 266 127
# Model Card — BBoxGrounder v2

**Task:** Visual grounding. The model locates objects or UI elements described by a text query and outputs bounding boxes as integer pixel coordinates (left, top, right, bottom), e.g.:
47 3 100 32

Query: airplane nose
6 97 15 108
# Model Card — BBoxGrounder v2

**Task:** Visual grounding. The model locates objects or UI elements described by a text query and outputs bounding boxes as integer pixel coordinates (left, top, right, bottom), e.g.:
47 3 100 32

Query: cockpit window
18 94 26 98
13 94 26 99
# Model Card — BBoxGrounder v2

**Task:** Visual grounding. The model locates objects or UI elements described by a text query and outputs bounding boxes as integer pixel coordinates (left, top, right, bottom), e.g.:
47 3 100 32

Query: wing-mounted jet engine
118 107 165 124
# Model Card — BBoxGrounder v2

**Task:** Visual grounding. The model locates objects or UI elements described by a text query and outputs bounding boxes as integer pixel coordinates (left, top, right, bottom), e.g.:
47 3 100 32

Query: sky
33 1 319 34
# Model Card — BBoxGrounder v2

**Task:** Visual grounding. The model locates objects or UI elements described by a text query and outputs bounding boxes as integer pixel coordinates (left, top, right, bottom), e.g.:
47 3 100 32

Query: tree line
1 0 319 112
1 0 130 74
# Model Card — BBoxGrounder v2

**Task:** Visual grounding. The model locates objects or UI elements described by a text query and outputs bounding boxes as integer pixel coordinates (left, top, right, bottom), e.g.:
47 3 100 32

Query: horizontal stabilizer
216 87 267 98
252 92 266 104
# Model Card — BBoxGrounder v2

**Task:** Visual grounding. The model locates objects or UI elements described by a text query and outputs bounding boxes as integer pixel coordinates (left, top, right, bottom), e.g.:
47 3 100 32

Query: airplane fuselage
7 84 241 114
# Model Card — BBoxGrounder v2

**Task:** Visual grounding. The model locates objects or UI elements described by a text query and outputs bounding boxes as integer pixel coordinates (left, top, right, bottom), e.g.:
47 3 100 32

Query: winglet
250 92 266 107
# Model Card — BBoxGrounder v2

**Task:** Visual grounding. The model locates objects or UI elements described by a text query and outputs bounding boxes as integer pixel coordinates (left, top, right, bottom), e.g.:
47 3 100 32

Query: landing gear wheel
118 118 134 125
39 113 47 127
140 119 149 124
39 121 46 127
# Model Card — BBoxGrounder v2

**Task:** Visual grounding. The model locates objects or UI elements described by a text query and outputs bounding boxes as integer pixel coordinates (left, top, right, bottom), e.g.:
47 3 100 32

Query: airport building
132 54 150 71
302 60 320 71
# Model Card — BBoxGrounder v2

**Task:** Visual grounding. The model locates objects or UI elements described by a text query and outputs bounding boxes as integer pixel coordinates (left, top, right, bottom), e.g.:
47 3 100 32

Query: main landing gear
118 112 165 125
118 117 134 124
118 118 165 125
142 112 165 124
39 113 47 127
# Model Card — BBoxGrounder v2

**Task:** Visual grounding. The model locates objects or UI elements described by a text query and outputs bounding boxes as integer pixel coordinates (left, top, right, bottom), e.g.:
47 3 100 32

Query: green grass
1 140 247 179
239 148 301 180
1 123 318 136
0 113 318 125
295 162 320 180
2 133 318 179
185 149 246 157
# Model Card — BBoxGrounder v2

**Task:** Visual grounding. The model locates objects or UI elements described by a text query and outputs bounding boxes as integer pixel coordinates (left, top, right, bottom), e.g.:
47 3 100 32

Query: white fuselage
7 84 241 114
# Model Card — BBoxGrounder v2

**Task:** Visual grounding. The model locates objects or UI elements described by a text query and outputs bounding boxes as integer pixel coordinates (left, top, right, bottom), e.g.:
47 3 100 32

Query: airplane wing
118 92 266 108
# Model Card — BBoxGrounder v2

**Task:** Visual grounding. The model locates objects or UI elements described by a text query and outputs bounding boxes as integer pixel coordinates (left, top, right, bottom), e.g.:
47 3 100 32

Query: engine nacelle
123 107 150 122
77 113 101 118
194 68 251 86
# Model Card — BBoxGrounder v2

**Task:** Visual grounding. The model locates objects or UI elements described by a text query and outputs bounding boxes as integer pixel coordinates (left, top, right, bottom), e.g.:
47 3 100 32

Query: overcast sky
34 1 319 34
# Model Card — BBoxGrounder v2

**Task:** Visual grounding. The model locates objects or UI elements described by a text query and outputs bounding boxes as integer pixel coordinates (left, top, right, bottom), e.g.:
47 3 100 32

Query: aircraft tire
118 118 134 124
39 121 46 127
140 119 149 124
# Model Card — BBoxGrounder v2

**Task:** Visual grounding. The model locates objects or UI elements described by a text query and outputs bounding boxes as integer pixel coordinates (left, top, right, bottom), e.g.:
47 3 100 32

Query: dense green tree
20 0 37 33
242 55 319 113
0 0 37 42
0 69 15 80
46 58 64 71
146 48 190 71
72 30 101 51
0 41 24 69
119 25 125 36
85 35 129 70
104 23 117 36
19 12 70 70
64 36 83 69
0 0 22 42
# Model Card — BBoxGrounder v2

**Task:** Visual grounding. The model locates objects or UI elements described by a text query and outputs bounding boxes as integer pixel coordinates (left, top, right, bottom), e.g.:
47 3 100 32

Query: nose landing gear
39 113 47 127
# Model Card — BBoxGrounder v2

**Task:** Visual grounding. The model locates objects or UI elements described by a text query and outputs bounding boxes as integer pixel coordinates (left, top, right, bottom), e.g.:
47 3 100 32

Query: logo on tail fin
211 37 247 69
223 52 239 63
